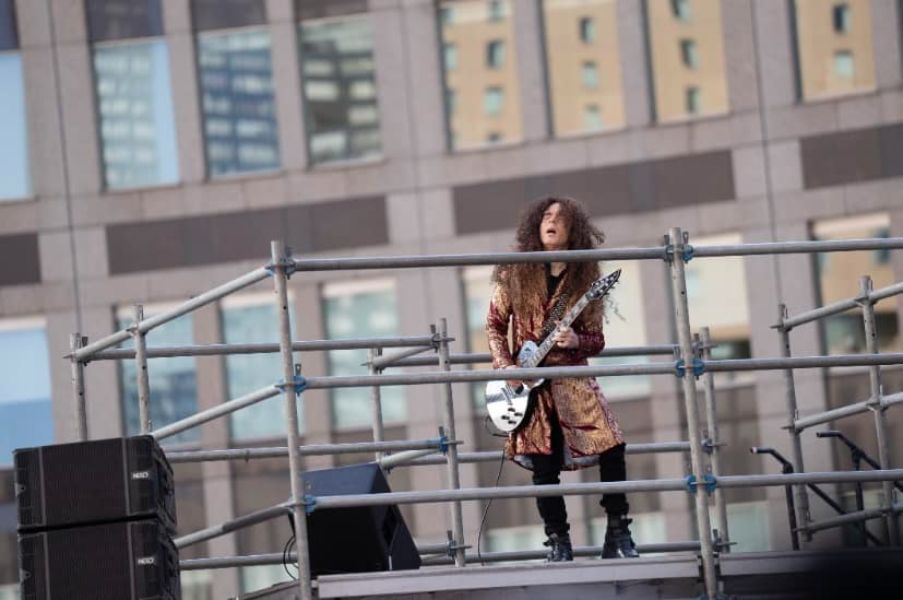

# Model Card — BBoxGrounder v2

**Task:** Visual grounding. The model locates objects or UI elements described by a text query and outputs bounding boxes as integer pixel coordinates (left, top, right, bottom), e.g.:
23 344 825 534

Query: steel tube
369 348 385 462
438 318 466 567
271 242 313 600
860 276 900 545
69 334 87 441
74 267 270 361
175 504 289 549
794 391 903 431
668 229 718 600
384 345 678 368
152 385 280 441
705 353 903 372
402 442 692 467
420 542 703 566
89 336 438 361
369 343 438 370
378 448 441 471
692 238 903 258
700 328 730 552
780 280 903 330
133 305 152 433
777 304 812 543
167 438 451 463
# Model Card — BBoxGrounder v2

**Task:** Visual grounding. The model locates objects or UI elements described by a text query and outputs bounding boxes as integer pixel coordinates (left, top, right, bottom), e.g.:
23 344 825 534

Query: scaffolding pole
152 385 281 441
793 391 903 431
378 344 678 368
859 275 900 545
167 438 453 464
369 347 385 462
700 328 730 552
270 241 313 600
777 304 812 543
437 318 465 567
132 304 152 433
69 333 87 441
668 228 718 600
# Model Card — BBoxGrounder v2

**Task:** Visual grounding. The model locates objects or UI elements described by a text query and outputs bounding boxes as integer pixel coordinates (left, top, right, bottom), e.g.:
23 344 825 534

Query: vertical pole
369 347 386 462
700 327 730 553
133 304 152 433
270 241 313 600
70 333 88 441
860 275 899 545
437 318 466 567
777 303 812 543
667 228 717 600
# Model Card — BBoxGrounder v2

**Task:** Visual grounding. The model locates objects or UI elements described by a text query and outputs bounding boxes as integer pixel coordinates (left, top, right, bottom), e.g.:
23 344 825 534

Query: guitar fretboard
523 294 592 368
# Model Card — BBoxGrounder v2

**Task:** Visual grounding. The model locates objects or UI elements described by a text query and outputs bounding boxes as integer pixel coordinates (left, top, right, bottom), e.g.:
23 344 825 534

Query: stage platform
235 548 903 599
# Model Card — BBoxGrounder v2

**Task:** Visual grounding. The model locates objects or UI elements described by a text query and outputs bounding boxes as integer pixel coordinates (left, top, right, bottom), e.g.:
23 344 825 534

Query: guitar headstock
587 268 622 300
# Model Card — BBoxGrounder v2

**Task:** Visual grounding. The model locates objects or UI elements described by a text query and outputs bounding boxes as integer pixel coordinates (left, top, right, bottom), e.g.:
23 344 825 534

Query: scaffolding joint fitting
265 255 297 279
682 244 695 262
686 473 718 495
675 358 705 379
437 434 451 454
276 375 307 395
302 494 317 514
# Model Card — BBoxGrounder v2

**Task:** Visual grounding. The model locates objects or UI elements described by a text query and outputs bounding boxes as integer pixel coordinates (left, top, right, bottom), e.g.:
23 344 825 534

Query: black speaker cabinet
297 463 421 577
18 518 181 600
14 436 176 533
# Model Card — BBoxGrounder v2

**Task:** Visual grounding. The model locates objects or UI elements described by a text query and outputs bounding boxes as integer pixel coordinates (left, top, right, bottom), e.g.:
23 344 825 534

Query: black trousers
530 411 629 536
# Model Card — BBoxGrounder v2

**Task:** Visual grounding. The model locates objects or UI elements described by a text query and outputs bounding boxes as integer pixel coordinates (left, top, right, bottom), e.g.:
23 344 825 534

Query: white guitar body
483 269 622 433
484 341 544 433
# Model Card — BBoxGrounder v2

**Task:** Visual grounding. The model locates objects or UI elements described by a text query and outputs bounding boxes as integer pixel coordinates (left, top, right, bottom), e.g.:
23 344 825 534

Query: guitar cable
476 434 507 566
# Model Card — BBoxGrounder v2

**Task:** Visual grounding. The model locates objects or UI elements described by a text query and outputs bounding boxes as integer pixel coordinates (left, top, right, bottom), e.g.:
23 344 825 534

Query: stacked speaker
15 436 180 599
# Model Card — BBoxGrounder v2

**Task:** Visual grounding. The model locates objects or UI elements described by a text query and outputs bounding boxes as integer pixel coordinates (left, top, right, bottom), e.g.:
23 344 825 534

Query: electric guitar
484 269 622 433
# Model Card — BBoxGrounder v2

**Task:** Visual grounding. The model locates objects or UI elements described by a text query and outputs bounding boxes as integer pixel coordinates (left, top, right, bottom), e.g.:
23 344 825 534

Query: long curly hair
492 196 606 324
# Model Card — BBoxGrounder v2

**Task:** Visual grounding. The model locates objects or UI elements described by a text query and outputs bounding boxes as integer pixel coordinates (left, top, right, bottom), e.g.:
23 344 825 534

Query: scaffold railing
64 232 903 600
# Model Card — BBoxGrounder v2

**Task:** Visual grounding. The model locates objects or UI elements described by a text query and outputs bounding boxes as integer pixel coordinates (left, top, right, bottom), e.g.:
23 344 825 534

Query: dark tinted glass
295 0 367 20
0 0 18 50
191 0 267 31
85 0 164 42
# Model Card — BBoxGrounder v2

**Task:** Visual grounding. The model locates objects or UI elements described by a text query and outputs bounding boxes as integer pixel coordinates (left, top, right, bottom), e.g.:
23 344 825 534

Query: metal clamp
686 473 718 495
438 434 451 454
302 494 317 514
675 358 705 378
682 244 695 262
276 374 308 395
265 249 297 279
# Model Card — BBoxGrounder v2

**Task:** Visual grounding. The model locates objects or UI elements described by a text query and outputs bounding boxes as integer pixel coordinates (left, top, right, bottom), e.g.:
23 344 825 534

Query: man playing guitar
485 196 638 562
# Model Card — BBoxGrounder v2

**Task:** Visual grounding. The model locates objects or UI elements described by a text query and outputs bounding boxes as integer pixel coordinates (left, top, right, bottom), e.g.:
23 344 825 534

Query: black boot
601 515 639 559
543 532 573 562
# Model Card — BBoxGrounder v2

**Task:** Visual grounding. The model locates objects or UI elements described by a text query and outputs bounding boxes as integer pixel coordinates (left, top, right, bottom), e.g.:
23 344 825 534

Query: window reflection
646 0 728 121
323 280 404 429
118 309 198 443
438 0 522 150
542 0 624 137
0 52 30 200
793 0 875 99
223 297 301 440
0 320 52 465
93 41 179 189
299 15 382 164
197 29 280 176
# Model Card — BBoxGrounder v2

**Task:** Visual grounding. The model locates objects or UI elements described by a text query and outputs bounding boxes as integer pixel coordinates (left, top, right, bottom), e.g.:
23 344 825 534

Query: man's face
540 202 569 251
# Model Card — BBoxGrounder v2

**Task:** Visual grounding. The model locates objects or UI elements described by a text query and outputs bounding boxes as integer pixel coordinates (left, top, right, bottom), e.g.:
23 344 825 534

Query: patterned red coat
485 270 624 471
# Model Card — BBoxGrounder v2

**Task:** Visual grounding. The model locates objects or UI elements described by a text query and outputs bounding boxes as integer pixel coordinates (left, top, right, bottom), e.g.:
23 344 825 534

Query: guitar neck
523 295 591 368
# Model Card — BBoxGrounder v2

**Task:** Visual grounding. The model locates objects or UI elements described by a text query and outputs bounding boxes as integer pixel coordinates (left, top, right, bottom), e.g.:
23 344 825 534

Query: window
833 49 854 78
581 61 599 89
812 214 900 355
0 0 30 200
488 0 505 21
579 16 596 43
0 319 52 465
322 280 404 429
646 0 727 121
794 0 874 98
443 43 458 69
685 85 700 113
543 0 624 136
833 3 851 33
299 14 382 164
484 86 503 115
118 308 198 443
671 0 691 21
680 38 698 68
584 104 603 130
440 6 454 25
222 296 301 440
486 39 505 68
438 0 522 149
461 266 494 411
193 0 279 176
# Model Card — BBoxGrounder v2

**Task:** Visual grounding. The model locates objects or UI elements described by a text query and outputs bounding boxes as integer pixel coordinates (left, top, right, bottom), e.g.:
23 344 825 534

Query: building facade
0 0 902 597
